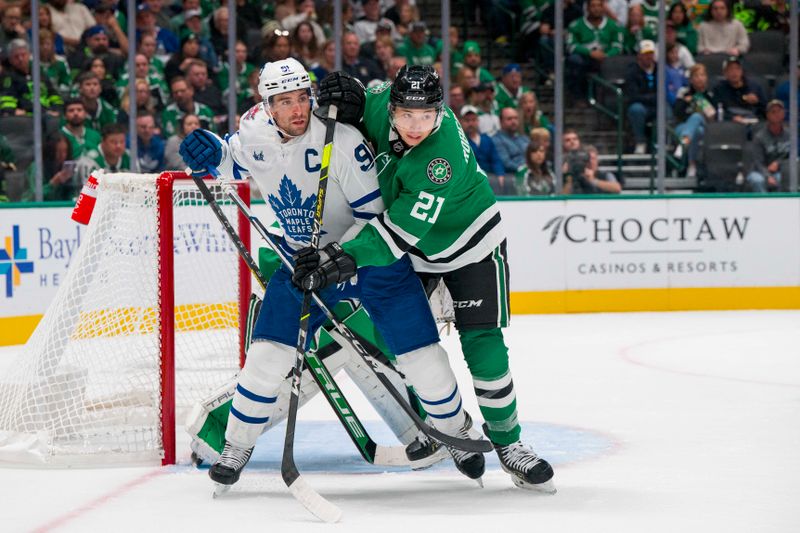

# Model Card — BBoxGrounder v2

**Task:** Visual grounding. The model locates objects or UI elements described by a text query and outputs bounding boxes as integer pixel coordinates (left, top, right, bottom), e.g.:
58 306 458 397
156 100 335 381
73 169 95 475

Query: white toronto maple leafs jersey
215 103 383 253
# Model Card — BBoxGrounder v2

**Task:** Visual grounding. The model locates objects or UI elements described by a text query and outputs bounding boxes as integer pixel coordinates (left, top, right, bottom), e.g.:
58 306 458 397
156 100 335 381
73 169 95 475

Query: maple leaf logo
268 175 318 243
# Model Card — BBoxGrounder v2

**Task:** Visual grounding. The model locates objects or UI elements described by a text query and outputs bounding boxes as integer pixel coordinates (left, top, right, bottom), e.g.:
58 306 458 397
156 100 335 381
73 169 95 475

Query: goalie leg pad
394 343 466 434
226 340 294 448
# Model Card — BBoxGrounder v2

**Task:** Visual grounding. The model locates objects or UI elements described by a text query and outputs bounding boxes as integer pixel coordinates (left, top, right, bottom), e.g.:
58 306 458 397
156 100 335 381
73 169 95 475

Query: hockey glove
292 242 357 291
315 72 366 127
179 129 222 176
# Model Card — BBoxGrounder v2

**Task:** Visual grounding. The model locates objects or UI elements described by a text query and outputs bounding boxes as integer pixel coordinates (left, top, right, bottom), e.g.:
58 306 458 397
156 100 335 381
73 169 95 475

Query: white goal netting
0 172 248 466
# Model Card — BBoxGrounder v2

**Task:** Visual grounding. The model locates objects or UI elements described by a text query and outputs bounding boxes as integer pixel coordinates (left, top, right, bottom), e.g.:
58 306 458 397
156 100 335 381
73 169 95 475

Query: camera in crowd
565 149 591 193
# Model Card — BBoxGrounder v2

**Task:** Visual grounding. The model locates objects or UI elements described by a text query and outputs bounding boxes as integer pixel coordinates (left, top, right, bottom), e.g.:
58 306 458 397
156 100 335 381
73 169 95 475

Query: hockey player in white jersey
179 58 483 489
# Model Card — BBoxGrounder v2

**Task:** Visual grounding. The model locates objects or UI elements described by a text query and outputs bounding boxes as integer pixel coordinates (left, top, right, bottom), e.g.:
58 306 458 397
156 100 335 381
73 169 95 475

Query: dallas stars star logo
426 158 452 184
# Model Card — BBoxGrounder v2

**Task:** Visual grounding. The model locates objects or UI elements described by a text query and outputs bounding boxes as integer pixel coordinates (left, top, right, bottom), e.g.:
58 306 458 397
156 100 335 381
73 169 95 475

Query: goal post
0 171 251 467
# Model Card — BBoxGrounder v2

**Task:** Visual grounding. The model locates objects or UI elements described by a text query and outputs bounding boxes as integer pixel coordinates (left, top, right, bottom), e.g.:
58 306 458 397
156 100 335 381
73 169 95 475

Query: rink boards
1 194 799 345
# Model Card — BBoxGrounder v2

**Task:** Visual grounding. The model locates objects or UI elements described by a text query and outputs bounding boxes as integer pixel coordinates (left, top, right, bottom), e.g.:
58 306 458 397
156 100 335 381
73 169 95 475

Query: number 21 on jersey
410 191 444 223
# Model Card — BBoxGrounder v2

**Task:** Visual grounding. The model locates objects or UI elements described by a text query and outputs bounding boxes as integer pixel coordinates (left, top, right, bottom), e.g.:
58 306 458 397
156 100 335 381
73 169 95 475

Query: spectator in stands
236 69 260 114
23 133 77 201
747 100 791 192
566 0 625 105
698 0 749 56
515 142 556 196
29 6 66 56
170 0 209 38
118 78 160 129
75 123 130 182
354 0 398 46
165 32 208 84
449 84 465 116
459 105 505 189
396 21 436 67
137 4 179 56
260 29 292 64
386 56 407 81
143 0 171 33
341 31 384 85
384 0 410 26
492 107 528 195
564 144 622 194
530 126 553 163
130 112 165 173
68 25 125 79
85 56 120 107
0 40 63 116
625 39 659 154
138 33 166 79
665 44 688 106
0 6 26 53
38 29 72 98
373 35 395 79
674 63 717 178
462 40 494 84
665 22 695 74
518 91 551 136
454 65 478 93
76 71 118 131
669 1 698 55
291 20 320 68
162 76 215 137
186 59 224 115
394 2 420 39
209 6 233 57
0 133 15 201
748 0 791 33
775 62 799 118
164 113 201 170
46 0 96 50
92 2 129 57
116 53 169 111
538 0 585 77
714 56 766 122
468 82 500 135
182 10 219 69
61 98 101 159
218 40 255 111
494 63 530 111
624 3 657 55
310 39 336 82
359 20 391 58
605 0 629 27
437 26 464 76
281 0 326 46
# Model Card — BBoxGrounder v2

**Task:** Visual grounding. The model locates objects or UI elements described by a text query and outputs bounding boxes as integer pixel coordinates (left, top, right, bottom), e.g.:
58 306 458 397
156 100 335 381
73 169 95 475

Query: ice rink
1 310 798 533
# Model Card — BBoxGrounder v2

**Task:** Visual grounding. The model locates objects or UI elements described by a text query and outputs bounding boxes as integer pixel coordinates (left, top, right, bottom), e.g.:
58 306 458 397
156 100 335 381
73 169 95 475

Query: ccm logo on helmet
405 96 426 101
453 299 483 308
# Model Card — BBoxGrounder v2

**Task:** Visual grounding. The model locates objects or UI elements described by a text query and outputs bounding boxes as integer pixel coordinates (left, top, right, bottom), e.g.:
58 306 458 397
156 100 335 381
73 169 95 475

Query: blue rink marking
221 421 614 474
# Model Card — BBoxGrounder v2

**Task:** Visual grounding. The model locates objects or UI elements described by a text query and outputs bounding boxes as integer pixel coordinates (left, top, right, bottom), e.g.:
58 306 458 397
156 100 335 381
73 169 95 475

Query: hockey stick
190 173 415 469
281 104 341 522
212 175 493 455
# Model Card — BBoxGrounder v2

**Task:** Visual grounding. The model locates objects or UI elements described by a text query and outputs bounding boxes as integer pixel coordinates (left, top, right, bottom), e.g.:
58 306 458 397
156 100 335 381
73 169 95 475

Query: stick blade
286 475 343 523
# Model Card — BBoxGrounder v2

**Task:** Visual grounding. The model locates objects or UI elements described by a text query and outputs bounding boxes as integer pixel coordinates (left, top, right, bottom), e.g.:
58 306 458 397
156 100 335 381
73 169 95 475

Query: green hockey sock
459 327 520 445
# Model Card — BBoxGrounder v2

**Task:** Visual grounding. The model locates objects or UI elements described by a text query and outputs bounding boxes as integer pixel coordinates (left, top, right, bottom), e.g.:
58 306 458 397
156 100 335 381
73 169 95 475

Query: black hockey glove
292 242 357 292
315 71 366 127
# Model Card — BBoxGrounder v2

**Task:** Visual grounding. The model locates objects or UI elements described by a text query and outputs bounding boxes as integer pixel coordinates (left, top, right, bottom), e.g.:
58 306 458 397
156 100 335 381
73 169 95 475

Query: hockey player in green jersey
295 66 555 493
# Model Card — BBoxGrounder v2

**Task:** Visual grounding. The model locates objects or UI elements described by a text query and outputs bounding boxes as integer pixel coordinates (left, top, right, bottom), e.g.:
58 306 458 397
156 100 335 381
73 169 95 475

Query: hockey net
0 172 250 466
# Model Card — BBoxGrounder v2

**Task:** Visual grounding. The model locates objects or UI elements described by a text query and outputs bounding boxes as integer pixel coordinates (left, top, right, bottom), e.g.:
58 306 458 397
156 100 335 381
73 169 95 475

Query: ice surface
1 310 798 532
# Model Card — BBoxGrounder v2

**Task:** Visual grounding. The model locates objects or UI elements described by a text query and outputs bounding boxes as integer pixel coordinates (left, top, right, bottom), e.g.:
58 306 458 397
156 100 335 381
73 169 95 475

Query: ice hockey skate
209 441 253 497
443 412 486 486
488 425 556 493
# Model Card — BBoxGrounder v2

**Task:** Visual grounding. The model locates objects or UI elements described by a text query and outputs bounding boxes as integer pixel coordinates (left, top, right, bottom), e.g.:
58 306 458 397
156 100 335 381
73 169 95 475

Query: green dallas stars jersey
342 81 504 274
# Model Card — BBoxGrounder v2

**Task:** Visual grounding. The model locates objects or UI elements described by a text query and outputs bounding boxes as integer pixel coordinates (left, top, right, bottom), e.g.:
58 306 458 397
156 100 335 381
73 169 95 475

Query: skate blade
212 483 232 498
475 477 484 488
511 475 556 494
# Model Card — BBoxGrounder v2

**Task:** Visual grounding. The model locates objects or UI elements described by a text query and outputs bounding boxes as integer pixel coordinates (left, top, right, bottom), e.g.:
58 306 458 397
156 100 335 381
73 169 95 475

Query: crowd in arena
0 0 796 201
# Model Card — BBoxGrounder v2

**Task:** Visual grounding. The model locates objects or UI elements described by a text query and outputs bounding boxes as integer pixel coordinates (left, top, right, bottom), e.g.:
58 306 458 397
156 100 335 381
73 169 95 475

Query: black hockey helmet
390 65 444 110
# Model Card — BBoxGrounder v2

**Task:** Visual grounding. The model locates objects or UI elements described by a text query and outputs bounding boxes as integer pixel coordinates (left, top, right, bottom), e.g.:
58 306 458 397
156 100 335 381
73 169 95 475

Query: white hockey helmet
258 58 312 102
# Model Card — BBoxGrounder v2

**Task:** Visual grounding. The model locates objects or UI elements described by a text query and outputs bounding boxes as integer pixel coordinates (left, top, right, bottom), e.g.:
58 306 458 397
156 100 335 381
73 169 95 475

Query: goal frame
157 172 250 465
